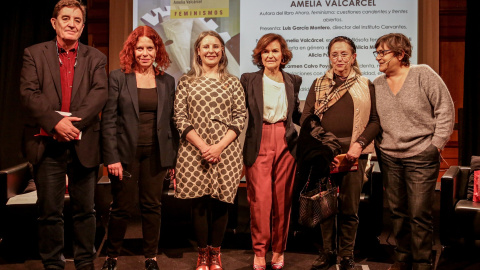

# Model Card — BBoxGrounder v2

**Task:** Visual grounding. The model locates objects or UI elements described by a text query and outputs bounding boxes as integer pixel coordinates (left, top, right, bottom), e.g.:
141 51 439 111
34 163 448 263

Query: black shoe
145 258 159 270
339 257 355 270
311 251 336 270
101 258 117 270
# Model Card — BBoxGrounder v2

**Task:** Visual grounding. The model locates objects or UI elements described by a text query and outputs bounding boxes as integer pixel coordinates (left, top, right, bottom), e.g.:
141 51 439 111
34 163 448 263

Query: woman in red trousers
241 33 302 270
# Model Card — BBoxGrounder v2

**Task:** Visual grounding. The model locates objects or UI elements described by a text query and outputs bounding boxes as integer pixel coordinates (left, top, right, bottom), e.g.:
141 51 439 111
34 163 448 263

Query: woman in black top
100 25 177 270
300 36 380 270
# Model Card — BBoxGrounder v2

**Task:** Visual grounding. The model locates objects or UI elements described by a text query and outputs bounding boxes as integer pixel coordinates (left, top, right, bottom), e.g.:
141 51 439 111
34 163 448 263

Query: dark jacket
101 69 178 168
296 114 341 183
240 69 302 166
20 40 108 168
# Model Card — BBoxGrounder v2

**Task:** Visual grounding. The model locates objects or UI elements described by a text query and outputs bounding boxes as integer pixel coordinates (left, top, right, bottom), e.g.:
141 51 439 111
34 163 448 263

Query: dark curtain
461 0 480 165
0 0 88 170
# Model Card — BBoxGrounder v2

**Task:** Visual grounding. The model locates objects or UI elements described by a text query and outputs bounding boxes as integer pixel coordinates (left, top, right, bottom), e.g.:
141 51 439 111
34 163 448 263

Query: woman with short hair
241 33 302 270
373 33 454 270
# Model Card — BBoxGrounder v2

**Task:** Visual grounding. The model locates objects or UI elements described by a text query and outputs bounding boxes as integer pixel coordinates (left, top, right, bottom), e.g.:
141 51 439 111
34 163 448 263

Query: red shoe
209 246 223 270
196 247 209 270
253 265 266 270
271 252 284 270
271 261 284 270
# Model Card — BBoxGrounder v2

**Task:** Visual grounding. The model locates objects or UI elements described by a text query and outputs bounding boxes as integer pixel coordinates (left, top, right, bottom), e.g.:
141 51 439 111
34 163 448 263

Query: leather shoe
101 258 117 270
311 250 336 270
145 258 159 270
339 257 355 270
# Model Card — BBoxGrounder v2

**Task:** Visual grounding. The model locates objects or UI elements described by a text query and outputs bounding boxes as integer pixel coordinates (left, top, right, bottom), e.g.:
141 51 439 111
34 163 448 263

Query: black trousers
106 143 167 258
192 196 229 248
33 141 97 270
320 156 368 258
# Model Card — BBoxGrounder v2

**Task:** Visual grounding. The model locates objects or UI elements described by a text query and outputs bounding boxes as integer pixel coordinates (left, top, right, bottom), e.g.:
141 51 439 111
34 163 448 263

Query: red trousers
245 122 296 256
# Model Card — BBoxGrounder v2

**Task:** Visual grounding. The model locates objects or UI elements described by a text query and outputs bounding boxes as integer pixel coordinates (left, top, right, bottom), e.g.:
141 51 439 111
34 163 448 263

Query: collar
56 39 78 53
325 68 356 82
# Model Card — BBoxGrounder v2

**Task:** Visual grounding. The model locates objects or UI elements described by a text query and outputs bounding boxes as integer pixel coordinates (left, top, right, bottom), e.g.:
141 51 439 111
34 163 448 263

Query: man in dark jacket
19 1 107 269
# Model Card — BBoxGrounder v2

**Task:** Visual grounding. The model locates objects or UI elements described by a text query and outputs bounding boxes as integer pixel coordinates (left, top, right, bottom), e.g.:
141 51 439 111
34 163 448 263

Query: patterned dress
174 75 246 203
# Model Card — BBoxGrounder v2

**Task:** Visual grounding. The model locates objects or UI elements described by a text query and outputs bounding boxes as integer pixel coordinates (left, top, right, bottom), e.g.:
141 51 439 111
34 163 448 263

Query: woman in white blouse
240 33 302 270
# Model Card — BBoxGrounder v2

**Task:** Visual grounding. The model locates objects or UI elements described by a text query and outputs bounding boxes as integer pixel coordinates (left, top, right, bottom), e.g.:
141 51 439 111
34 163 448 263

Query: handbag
298 170 338 228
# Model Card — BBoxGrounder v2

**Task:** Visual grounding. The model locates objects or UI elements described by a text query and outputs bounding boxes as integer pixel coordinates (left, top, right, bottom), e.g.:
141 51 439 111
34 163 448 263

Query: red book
330 154 358 174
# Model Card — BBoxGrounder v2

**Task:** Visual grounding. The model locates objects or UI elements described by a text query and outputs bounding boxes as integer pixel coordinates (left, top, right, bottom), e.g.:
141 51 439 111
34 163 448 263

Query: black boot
339 256 355 270
145 258 159 270
311 250 336 270
101 258 117 270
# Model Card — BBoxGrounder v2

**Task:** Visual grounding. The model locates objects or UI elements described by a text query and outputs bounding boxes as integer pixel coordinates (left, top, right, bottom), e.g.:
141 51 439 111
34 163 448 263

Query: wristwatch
357 140 366 149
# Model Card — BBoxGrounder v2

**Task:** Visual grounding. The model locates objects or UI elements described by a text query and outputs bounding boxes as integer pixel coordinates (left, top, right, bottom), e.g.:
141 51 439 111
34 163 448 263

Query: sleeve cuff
181 125 194 140
355 136 368 149
431 137 447 150
228 125 241 137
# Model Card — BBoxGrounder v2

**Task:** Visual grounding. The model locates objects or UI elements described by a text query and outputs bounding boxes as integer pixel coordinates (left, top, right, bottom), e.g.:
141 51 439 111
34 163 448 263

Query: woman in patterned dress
173 31 246 270
241 33 303 270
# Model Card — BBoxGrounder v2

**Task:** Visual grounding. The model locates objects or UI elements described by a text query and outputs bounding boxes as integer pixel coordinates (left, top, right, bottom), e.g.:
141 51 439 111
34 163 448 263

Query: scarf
314 68 360 118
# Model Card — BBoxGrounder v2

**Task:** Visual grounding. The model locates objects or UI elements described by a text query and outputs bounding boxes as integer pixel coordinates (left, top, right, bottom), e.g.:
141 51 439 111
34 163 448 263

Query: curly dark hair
119 25 170 75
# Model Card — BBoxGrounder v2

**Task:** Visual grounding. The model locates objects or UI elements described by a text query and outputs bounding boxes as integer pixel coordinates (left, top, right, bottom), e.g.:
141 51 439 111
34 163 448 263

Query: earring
197 55 202 64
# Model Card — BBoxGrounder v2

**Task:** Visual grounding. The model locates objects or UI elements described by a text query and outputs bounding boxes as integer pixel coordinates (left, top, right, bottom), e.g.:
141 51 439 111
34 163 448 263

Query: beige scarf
314 68 359 118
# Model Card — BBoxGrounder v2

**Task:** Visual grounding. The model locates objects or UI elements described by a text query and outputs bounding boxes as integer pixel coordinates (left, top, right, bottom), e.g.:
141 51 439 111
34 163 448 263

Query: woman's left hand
346 142 363 162
202 143 224 163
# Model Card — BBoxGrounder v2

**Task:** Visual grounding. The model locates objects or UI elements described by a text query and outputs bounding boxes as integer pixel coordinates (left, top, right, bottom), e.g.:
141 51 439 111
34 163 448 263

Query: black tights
192 196 229 248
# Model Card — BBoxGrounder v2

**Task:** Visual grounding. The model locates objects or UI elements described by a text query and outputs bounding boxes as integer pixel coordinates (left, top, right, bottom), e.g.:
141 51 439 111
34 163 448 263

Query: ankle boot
196 247 210 270
209 246 223 270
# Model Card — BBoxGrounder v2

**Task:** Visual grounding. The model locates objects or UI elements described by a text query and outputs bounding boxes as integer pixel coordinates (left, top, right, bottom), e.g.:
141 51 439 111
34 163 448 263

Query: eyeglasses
373 50 393 57
330 53 351 61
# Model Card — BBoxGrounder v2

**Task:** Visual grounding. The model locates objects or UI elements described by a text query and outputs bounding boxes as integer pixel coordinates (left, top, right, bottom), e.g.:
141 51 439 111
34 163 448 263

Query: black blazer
101 69 178 168
240 69 302 166
20 40 108 168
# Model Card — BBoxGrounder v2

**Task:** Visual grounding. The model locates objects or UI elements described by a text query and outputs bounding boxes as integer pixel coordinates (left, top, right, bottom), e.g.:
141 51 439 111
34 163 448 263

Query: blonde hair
187 31 231 82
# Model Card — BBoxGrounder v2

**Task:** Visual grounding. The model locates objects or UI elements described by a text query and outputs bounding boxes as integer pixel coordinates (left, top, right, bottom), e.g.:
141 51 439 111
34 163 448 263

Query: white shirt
262 74 287 123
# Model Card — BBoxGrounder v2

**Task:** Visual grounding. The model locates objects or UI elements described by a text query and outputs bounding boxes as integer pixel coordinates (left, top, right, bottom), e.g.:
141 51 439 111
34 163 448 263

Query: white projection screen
134 0 418 100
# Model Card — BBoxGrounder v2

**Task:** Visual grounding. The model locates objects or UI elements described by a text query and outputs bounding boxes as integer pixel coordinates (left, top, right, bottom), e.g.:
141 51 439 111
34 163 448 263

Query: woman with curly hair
100 25 178 270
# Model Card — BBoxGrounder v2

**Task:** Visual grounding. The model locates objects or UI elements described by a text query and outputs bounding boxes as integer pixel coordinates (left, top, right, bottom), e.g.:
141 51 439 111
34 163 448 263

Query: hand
54 117 81 141
107 162 124 180
199 145 218 163
330 157 340 170
346 142 363 162
202 143 224 164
